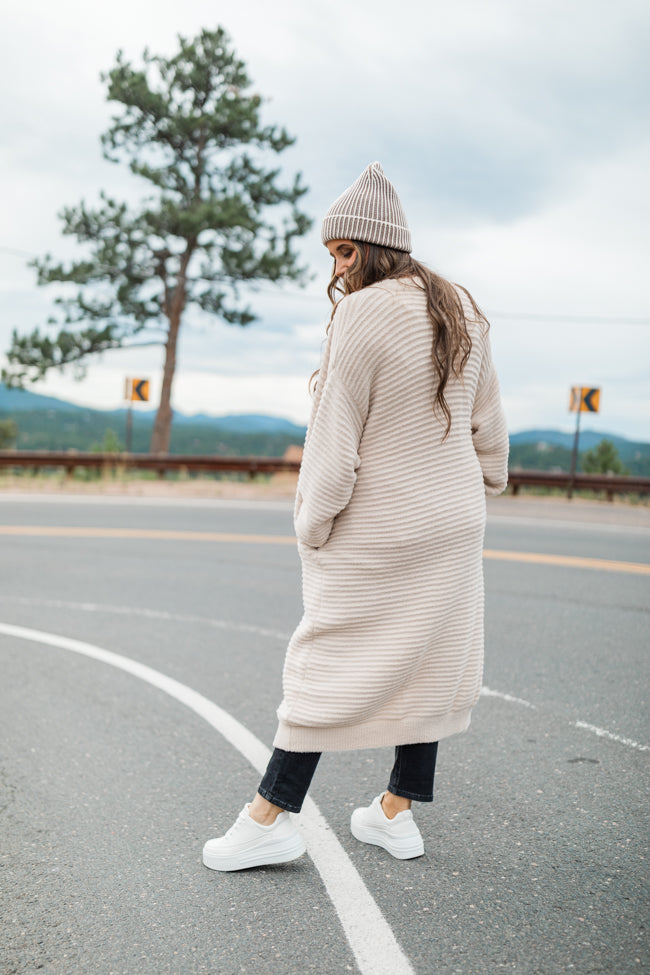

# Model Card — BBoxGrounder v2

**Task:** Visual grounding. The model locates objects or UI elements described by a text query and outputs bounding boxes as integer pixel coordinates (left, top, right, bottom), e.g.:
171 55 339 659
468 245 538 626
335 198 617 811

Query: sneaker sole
350 821 424 860
202 835 307 872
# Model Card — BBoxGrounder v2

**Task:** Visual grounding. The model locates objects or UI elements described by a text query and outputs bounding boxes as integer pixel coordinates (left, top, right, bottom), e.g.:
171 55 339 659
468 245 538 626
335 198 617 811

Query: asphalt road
1 493 648 975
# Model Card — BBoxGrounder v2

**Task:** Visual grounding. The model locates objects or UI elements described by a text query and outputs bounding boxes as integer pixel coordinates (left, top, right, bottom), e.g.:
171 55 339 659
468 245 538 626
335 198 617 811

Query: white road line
0 596 291 641
0 492 293 511
480 687 650 754
3 494 648 532
5 597 647 754
0 622 414 975
487 514 650 536
573 720 650 753
480 686 537 709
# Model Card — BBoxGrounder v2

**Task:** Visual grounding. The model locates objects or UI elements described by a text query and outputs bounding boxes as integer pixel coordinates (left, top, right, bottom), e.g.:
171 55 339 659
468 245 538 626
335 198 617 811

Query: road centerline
2 525 649 575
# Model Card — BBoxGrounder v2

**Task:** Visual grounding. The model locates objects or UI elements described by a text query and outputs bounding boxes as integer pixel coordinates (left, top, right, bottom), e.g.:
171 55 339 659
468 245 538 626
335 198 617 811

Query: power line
1 247 648 325
0 247 38 259
488 311 650 325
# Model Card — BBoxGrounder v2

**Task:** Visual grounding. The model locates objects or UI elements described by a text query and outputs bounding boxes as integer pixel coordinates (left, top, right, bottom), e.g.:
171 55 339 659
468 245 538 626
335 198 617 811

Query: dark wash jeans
258 742 439 814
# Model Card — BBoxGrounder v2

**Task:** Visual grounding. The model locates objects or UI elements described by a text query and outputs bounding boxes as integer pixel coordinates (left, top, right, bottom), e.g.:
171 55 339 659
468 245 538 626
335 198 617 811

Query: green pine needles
3 27 312 452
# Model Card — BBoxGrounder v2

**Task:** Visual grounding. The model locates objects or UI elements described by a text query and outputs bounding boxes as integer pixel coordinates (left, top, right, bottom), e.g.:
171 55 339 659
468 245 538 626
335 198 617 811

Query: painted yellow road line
1 526 649 575
483 549 650 576
0 525 296 545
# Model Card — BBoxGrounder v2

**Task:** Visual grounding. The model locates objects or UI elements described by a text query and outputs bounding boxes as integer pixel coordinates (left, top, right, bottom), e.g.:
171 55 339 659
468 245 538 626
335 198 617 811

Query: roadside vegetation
509 438 649 477
0 410 304 457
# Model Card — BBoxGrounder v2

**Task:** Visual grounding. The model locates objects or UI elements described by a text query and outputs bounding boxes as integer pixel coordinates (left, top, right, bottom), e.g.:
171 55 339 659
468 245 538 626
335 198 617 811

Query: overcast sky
1 0 649 439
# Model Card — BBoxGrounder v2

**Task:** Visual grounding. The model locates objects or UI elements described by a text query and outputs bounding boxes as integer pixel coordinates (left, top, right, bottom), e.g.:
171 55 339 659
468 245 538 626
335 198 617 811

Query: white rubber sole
350 820 424 860
202 833 307 872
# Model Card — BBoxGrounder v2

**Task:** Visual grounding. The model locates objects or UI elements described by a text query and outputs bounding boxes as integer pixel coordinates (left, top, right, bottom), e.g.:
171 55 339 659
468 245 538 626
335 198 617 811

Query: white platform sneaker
203 804 306 872
351 793 425 859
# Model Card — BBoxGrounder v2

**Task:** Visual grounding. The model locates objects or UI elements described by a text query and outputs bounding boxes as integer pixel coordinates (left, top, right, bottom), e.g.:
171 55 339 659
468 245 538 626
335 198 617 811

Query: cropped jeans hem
257 786 303 815
257 748 321 813
387 787 435 802
257 741 438 814
387 741 439 803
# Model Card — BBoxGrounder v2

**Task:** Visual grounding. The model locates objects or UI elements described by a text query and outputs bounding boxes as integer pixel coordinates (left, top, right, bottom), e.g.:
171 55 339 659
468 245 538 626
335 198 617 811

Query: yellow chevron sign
569 386 600 413
125 378 150 402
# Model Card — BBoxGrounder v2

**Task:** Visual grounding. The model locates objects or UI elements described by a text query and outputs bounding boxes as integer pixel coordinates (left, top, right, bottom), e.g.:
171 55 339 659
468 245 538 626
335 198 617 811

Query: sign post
123 378 150 453
567 386 600 499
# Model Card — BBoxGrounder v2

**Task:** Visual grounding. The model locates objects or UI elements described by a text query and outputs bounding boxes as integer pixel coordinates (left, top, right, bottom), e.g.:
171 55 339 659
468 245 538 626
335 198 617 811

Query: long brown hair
317 241 487 438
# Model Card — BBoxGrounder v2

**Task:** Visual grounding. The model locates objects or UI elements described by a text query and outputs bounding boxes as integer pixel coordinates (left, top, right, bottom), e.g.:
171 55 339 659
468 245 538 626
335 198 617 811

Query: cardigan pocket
297 539 320 558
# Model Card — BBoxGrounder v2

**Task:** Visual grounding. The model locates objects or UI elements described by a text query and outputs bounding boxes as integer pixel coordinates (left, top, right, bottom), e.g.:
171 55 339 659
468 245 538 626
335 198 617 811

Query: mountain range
1 384 649 472
508 428 642 452
0 384 307 457
0 384 305 435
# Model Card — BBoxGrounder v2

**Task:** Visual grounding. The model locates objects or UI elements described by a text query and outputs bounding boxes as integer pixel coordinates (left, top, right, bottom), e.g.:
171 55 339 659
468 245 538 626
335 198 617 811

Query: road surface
1 493 648 974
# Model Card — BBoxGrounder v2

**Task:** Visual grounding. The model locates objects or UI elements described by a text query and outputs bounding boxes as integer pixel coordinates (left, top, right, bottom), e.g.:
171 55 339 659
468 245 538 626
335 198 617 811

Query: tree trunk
150 309 181 454
150 251 192 454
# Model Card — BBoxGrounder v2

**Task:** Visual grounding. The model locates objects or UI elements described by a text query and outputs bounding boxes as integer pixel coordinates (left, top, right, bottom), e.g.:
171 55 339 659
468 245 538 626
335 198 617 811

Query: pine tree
581 439 629 475
0 418 18 449
3 27 311 453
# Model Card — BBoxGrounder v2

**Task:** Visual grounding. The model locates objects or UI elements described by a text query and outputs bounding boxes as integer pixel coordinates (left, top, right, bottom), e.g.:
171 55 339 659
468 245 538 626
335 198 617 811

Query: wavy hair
313 241 487 438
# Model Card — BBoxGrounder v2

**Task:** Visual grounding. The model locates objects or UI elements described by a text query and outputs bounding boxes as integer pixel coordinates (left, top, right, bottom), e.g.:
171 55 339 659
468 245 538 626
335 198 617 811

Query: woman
203 162 509 871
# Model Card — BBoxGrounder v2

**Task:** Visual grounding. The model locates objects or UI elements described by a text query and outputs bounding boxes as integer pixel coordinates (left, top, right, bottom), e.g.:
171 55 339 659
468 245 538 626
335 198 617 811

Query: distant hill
0 384 307 456
0 384 304 432
172 411 306 436
509 428 632 451
0 384 89 414
509 429 650 476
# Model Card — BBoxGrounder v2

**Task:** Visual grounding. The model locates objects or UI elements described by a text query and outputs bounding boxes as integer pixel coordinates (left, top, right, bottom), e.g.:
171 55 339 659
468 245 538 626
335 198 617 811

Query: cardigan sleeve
471 332 509 495
294 297 373 548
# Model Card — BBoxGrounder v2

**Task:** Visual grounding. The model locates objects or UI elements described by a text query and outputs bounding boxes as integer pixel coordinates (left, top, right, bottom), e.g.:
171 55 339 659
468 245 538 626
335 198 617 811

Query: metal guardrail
0 450 301 478
507 469 650 501
0 451 648 501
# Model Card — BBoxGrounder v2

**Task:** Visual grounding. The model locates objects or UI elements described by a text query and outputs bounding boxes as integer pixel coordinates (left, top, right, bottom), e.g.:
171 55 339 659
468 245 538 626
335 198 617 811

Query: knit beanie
321 162 412 253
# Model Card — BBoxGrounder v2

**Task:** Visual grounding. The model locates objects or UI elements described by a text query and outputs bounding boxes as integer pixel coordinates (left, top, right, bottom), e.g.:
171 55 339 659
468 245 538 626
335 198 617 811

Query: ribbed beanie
321 162 412 253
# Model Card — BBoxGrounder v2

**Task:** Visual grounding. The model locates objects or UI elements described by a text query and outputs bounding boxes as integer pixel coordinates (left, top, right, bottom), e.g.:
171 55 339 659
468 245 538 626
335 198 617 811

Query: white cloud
442 141 650 313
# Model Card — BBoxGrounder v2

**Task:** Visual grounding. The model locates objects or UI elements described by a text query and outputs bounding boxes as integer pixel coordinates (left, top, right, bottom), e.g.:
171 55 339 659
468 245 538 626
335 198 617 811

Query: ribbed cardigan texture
274 278 509 752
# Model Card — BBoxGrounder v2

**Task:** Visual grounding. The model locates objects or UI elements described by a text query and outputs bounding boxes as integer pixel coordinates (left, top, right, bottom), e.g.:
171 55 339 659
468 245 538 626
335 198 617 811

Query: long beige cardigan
274 278 509 752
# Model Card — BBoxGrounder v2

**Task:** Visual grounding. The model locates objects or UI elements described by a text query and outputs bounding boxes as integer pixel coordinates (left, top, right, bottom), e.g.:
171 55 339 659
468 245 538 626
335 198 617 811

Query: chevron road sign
569 386 600 413
130 378 150 402
123 377 150 452
567 385 601 499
